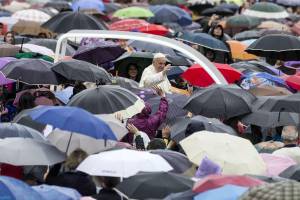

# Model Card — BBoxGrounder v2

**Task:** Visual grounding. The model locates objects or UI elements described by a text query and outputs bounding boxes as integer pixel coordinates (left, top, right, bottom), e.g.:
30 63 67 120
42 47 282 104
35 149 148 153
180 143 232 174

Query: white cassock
139 64 172 94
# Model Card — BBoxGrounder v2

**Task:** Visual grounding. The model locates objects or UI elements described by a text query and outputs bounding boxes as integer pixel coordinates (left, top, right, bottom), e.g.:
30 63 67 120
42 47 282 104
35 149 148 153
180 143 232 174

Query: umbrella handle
65 132 73 155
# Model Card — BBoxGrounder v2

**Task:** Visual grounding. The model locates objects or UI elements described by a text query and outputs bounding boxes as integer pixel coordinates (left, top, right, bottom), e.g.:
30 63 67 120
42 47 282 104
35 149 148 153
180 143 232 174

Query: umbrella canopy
178 32 229 52
0 176 44 200
0 123 45 141
44 1 72 11
194 184 248 200
243 2 289 19
52 59 112 83
257 21 290 32
227 40 257 61
77 149 173 177
17 44 55 57
257 94 300 113
164 189 196 200
279 165 300 181
0 57 15 85
104 3 123 13
33 185 81 200
183 84 256 119
285 74 300 91
180 131 267 175
276 0 300 7
1 1 31 13
109 19 149 31
72 0 105 12
246 34 300 61
167 65 188 79
182 63 242 87
150 0 187 5
12 9 51 23
29 106 116 140
73 41 125 65
113 7 154 19
226 15 261 29
136 24 169 36
96 114 128 139
248 85 292 96
28 39 75 56
0 43 20 57
241 96 299 128
0 58 62 85
193 174 265 193
170 116 237 143
0 138 65 166
12 20 53 37
116 172 193 199
42 11 107 33
128 40 179 56
233 30 261 41
149 5 192 26
12 108 46 132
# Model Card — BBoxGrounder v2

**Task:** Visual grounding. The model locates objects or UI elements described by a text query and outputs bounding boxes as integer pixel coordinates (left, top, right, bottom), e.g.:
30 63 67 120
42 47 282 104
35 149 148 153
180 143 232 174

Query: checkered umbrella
12 9 51 23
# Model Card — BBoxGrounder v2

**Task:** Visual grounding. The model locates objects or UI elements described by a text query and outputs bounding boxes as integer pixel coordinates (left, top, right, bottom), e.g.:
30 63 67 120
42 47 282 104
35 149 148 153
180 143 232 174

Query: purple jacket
123 97 168 143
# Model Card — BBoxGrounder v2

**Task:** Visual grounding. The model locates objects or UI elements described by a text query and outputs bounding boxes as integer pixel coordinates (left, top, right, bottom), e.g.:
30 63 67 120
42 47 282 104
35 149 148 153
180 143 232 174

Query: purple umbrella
0 57 16 85
73 41 125 65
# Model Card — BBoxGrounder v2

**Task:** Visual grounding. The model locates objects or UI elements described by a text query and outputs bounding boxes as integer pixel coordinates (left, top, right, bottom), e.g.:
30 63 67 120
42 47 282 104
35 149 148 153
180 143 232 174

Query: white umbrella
16 44 54 57
180 131 266 175
12 9 51 23
47 129 117 156
1 1 30 13
77 149 173 178
96 114 127 140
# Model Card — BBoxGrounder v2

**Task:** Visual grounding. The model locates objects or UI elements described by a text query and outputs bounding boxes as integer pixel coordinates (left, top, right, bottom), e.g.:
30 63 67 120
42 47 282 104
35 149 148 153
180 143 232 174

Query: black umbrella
128 40 179 56
258 94 300 113
231 61 283 76
42 11 107 33
73 41 125 65
170 116 237 142
44 1 72 11
12 108 46 132
0 59 62 85
202 7 234 16
279 165 300 181
28 39 75 56
233 30 261 41
246 34 300 61
164 189 196 200
113 77 139 90
117 172 194 199
52 59 112 83
183 85 256 119
241 96 299 128
0 123 45 141
67 85 140 114
104 3 123 13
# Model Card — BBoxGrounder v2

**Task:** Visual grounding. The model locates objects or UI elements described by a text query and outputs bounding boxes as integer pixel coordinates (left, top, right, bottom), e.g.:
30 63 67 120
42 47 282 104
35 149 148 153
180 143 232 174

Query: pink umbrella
260 153 296 176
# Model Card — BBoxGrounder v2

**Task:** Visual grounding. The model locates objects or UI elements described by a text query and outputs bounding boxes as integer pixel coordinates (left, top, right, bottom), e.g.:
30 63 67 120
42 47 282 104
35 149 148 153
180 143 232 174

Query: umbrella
150 149 193 174
260 153 296 177
1 1 30 13
233 30 261 41
150 0 187 5
182 63 242 87
149 5 192 26
116 172 193 199
183 84 256 119
96 114 128 139
178 32 229 52
67 85 144 117
113 7 154 19
180 131 267 175
170 116 237 143
226 40 257 61
12 108 46 132
194 184 248 200
285 74 300 91
276 0 300 7
273 146 300 164
241 96 299 128
44 1 72 11
202 7 234 16
29 106 117 140
104 3 123 13
33 185 81 200
17 44 54 57
136 24 169 36
15 52 54 63
0 123 45 141
109 19 149 31
167 66 188 79
255 141 284 153
52 59 112 83
28 39 75 56
244 2 289 19
0 59 62 85
12 20 53 37
226 15 261 29
246 34 300 61
258 94 300 113
72 0 105 12
0 43 20 57
0 138 65 165
193 175 265 193
239 181 300 200
12 9 51 23
0 57 15 85
248 85 292 96
0 176 44 200
77 149 173 177
73 41 125 65
258 21 290 32
279 165 300 181
54 86 73 105
42 11 107 33
164 189 196 200
231 61 283 76
128 40 179 56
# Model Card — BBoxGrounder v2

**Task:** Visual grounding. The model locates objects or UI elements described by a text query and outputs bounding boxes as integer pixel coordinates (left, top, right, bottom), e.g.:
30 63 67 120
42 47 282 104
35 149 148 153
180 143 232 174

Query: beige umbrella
258 21 290 32
248 85 292 96
180 131 266 175
0 43 20 57
12 20 53 37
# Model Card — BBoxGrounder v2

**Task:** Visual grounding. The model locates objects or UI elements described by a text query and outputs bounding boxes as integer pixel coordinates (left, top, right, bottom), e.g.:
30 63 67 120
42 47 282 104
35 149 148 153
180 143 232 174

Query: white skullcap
153 53 166 59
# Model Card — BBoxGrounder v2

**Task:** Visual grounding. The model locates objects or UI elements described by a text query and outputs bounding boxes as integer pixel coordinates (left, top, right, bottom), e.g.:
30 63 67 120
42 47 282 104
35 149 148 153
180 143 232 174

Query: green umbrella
149 0 186 5
226 15 261 29
244 2 289 19
113 7 154 19
15 52 54 63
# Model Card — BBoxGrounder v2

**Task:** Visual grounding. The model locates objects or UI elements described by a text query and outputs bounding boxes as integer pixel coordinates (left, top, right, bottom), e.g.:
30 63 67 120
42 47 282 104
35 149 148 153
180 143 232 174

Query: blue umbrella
276 0 300 7
167 66 188 80
194 184 248 200
0 176 44 200
33 185 81 200
72 0 105 12
243 72 288 89
149 5 192 26
29 106 117 140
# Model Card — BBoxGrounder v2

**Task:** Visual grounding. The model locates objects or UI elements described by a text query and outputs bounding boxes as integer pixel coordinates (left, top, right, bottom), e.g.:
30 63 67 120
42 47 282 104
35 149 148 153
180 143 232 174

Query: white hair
282 126 298 141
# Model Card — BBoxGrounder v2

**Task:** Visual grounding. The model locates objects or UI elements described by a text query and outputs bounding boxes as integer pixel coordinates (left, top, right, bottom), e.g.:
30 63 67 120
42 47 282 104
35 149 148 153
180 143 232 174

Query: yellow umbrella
180 131 266 175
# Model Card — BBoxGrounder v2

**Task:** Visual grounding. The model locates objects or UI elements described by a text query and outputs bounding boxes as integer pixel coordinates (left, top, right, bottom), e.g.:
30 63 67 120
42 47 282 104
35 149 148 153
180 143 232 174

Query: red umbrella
109 19 149 31
181 63 242 87
284 73 300 91
137 24 169 36
193 175 264 193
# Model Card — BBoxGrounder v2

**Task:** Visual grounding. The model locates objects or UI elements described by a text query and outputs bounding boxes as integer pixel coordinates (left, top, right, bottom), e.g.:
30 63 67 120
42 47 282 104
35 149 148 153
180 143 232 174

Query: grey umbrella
0 138 65 166
279 165 300 181
52 59 112 83
12 108 46 132
170 116 237 142
184 84 256 119
241 96 299 127
0 123 45 141
258 94 300 113
164 189 196 200
68 85 140 114
28 39 75 56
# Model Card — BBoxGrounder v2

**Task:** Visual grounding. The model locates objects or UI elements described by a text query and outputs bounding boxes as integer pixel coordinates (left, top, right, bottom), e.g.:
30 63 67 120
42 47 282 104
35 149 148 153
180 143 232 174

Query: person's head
211 25 224 38
118 39 128 49
4 31 15 44
95 176 120 189
126 63 138 80
281 126 298 145
204 49 215 62
64 148 88 171
38 32 48 39
18 92 36 111
146 138 166 150
153 53 167 72
72 82 86 97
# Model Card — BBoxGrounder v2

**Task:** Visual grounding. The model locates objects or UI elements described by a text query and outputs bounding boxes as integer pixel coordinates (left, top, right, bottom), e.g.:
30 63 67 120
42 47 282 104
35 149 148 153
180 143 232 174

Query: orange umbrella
227 40 258 61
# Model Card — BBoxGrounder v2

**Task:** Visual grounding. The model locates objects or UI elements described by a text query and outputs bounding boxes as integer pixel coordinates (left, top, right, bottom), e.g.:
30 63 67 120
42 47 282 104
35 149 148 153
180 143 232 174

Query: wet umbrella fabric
163 189 196 200
33 184 81 200
258 94 300 113
72 0 105 12
0 57 15 85
0 43 20 57
128 40 179 56
0 123 45 141
12 108 46 132
279 165 300 181
28 39 75 56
